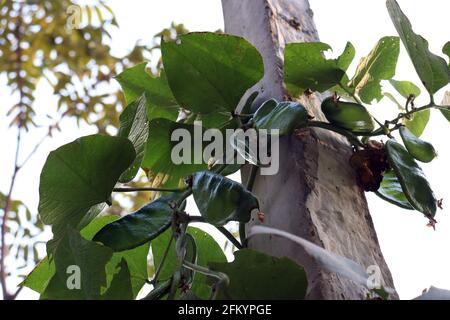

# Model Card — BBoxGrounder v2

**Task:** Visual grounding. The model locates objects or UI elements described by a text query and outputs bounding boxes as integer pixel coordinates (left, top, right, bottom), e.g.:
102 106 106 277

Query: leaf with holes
349 36 399 104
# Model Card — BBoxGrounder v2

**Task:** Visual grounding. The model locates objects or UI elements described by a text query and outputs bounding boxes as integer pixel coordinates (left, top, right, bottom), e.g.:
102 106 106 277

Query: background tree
0 0 187 299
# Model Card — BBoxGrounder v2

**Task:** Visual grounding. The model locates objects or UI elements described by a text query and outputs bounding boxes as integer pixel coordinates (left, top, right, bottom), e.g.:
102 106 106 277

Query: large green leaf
375 170 414 210
118 94 149 182
387 0 450 94
39 135 135 255
101 259 134 300
42 229 113 300
142 118 208 188
389 79 421 99
209 249 307 300
161 32 264 114
350 36 400 104
399 126 437 163
93 194 179 251
192 171 259 225
403 109 430 137
385 139 437 217
321 97 374 133
115 63 179 121
151 227 227 299
24 215 149 298
284 42 348 95
253 99 308 135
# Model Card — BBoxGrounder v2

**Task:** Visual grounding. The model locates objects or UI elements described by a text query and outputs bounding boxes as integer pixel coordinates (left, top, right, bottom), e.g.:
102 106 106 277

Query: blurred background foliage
0 0 187 298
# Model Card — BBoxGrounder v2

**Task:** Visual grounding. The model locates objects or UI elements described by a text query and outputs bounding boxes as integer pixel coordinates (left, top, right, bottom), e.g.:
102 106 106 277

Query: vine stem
338 83 362 105
112 187 186 193
239 165 259 247
188 216 243 249
306 121 365 147
151 233 175 285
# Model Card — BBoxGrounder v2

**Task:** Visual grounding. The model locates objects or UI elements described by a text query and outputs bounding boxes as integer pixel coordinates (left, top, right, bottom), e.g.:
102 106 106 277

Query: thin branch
187 216 243 249
151 233 174 284
306 121 365 147
338 83 362 105
112 187 186 193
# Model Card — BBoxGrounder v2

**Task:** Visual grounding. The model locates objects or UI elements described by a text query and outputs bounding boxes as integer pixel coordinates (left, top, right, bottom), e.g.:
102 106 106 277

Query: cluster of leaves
22 0 449 300
0 0 188 297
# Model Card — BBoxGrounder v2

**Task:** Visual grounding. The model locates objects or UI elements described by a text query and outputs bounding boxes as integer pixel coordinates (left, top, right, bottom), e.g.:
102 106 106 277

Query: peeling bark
222 0 397 299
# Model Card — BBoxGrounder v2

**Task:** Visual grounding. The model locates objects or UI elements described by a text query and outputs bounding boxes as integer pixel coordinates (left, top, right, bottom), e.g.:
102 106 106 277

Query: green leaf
241 91 259 115
387 0 450 94
161 32 264 114
118 94 149 182
337 42 356 71
389 79 421 99
101 259 134 300
39 135 135 255
385 139 437 217
284 42 347 95
253 99 308 135
349 36 400 104
151 227 226 299
443 42 450 65
383 92 403 109
209 249 307 300
403 109 430 137
93 194 179 251
399 126 437 163
20 258 55 294
321 97 374 133
115 63 179 121
43 229 113 300
142 118 208 188
192 171 259 225
142 279 171 300
375 170 414 210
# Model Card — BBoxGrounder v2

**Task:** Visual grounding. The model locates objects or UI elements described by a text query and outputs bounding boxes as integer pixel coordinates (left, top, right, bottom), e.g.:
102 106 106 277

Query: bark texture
222 0 398 299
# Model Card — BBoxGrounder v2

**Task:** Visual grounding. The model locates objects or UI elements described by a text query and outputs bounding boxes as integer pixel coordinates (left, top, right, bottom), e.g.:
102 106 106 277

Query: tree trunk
222 0 398 299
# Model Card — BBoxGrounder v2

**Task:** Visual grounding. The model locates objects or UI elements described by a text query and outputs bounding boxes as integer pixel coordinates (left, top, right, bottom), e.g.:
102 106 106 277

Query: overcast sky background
1 0 449 299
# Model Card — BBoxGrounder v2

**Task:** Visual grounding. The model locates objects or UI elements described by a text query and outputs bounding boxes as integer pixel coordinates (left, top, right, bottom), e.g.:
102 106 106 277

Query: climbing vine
22 0 450 300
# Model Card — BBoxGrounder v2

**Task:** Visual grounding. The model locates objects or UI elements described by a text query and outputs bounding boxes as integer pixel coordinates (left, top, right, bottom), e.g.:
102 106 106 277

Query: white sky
1 0 449 300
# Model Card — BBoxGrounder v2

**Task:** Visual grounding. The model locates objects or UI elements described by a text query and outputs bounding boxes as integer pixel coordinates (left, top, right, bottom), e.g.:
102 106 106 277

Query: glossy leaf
321 97 374 133
240 91 259 115
39 135 135 255
385 139 437 217
192 171 259 225
284 42 347 95
389 79 421 99
387 0 450 94
399 126 437 163
161 32 264 114
93 194 180 251
118 94 149 182
209 249 307 300
101 259 134 300
151 227 226 299
403 109 430 137
115 63 179 121
142 118 208 189
350 36 400 104
142 279 171 300
375 170 414 210
253 99 308 135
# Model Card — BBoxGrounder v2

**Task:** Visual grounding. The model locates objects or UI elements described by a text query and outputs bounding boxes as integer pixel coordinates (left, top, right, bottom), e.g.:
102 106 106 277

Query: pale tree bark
222 0 398 299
